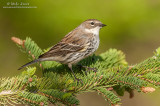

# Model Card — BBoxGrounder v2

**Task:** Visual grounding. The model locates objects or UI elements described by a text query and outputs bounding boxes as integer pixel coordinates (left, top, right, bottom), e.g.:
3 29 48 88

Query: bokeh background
0 0 160 106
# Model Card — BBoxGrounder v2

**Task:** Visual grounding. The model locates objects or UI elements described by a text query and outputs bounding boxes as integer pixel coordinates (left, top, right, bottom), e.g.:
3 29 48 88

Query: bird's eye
90 22 94 26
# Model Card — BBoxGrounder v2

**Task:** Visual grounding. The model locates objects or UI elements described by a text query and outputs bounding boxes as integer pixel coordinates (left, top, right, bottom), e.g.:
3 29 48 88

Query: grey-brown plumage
18 19 106 82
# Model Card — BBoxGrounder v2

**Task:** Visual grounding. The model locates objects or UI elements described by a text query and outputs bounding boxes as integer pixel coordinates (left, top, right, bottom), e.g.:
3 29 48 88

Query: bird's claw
86 67 97 73
77 65 97 72
75 77 83 85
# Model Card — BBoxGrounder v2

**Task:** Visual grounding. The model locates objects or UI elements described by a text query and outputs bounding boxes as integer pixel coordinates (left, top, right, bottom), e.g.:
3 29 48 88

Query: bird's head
80 19 106 35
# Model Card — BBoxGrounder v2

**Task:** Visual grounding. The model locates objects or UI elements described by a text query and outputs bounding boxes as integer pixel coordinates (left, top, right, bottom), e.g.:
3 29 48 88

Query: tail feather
18 59 41 70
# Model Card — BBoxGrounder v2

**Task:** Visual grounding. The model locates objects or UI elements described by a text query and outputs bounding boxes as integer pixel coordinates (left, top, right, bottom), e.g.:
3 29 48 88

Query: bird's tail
18 59 43 70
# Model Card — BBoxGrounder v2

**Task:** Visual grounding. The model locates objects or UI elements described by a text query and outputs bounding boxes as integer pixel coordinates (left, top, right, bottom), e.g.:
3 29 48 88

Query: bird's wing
39 42 86 58
39 29 92 59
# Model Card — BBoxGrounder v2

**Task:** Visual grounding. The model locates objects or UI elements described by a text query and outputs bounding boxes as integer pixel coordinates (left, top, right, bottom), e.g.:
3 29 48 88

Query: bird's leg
77 64 97 75
68 64 83 84
77 64 87 75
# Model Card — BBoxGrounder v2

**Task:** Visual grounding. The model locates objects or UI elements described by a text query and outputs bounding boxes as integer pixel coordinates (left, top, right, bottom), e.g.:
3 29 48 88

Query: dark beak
101 24 107 27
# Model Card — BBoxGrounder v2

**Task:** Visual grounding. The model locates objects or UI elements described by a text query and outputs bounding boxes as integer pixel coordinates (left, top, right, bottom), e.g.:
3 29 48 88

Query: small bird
18 19 106 82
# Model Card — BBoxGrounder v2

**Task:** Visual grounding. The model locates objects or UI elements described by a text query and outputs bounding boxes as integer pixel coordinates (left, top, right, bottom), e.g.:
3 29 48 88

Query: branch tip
129 90 134 98
28 78 33 82
0 90 13 95
11 37 25 48
40 102 44 106
112 104 120 106
141 87 155 93
107 87 113 91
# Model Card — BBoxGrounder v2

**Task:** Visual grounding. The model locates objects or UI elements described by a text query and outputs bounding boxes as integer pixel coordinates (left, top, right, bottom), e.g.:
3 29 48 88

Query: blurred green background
0 0 160 105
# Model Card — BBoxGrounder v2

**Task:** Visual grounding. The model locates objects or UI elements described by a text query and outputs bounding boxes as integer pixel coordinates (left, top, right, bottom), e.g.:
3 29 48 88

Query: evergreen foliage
0 37 160 106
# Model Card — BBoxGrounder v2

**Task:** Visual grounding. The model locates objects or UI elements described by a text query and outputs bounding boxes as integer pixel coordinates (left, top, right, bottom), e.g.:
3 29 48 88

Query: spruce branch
0 36 159 105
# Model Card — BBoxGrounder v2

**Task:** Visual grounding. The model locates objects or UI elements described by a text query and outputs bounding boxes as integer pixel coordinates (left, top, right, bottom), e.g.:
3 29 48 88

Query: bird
18 19 106 83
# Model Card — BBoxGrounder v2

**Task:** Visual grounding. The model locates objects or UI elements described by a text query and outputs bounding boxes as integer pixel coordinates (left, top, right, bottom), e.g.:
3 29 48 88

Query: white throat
85 27 100 36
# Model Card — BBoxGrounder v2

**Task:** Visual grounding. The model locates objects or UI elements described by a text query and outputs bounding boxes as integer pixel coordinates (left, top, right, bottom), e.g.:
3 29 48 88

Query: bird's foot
77 65 97 75
74 77 83 85
84 66 97 73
